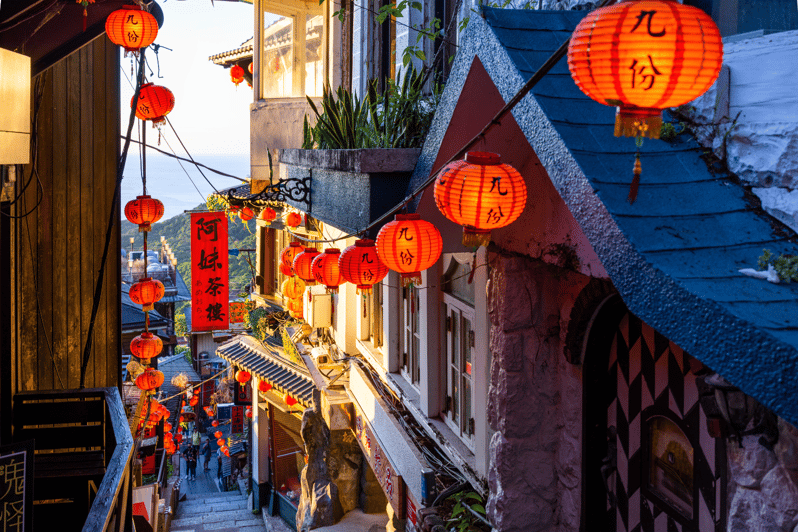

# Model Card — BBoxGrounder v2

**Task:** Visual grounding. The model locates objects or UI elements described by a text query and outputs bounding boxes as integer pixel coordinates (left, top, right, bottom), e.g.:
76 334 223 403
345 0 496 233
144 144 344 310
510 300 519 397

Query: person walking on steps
183 444 198 481
201 438 212 471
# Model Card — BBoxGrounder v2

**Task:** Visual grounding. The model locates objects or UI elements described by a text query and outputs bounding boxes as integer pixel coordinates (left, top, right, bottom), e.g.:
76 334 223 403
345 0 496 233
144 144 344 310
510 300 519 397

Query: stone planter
278 148 421 236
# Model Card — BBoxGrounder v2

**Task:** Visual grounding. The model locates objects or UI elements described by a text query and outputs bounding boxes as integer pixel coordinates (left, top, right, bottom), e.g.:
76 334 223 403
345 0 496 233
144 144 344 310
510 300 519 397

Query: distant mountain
121 203 258 300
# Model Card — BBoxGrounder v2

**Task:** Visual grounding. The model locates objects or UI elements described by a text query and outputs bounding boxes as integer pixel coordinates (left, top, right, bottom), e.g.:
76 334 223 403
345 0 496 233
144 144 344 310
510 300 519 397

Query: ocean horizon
122 152 250 221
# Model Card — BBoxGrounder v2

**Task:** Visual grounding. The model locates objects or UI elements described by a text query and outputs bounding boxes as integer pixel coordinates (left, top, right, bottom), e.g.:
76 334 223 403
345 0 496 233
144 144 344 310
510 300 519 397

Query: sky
120 0 255 157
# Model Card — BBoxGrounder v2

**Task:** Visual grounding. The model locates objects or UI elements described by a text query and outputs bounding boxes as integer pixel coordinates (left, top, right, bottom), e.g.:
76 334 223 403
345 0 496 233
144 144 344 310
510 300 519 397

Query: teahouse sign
191 212 229 331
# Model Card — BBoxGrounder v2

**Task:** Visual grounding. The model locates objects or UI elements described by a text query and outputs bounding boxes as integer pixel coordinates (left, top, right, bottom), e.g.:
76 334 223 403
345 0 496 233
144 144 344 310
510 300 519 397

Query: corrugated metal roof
216 335 315 408
410 7 798 427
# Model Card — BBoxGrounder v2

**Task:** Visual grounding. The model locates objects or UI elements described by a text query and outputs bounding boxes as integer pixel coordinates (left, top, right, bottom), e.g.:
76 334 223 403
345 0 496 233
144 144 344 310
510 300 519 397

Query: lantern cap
465 152 501 165
354 239 375 247
304 247 318 253
289 242 302 247
395 213 420 221
324 248 341 255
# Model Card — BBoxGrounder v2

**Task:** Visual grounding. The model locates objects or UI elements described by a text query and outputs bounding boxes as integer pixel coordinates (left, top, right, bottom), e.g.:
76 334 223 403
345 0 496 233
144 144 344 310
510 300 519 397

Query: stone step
179 498 248 513
171 509 264 529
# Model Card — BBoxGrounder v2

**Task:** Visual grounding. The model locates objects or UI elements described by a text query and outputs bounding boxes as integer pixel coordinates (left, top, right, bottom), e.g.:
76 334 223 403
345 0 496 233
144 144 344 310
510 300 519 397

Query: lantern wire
165 116 223 196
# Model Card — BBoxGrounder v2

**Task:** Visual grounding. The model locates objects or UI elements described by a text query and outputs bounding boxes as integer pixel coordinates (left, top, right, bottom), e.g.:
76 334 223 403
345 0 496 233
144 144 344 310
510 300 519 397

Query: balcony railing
12 387 135 532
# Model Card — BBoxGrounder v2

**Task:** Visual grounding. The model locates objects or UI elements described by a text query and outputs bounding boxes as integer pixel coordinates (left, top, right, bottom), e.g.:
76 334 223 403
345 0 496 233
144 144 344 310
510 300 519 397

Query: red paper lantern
246 409 253 419
286 396 298 407
212 420 219 427
235 370 251 384
221 445 230 457
189 395 199 407
279 261 294 277
285 212 302 228
164 422 172 432
376 214 442 286
105 5 159 54
135 368 164 391
230 65 245 86
293 248 320 284
339 239 388 294
280 242 303 270
130 332 163 362
281 277 306 300
131 83 175 126
259 207 277 224
248 62 253 74
287 298 303 319
217 438 226 447
214 430 223 439
239 206 255 221
258 381 272 393
124 195 164 232
311 249 343 292
175 434 183 443
434 152 527 247
129 277 165 311
567 0 722 139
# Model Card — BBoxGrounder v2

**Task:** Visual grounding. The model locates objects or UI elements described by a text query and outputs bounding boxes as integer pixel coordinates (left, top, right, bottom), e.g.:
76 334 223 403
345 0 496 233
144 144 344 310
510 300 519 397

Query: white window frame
400 284 421 389
443 293 475 449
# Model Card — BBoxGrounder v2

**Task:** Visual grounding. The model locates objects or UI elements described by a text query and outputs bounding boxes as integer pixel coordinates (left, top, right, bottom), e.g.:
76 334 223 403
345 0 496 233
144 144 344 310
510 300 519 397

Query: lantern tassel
462 227 491 248
628 152 642 204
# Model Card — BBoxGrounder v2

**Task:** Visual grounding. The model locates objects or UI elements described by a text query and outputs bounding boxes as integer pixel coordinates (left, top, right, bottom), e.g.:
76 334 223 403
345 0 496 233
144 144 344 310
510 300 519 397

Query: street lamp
704 373 779 450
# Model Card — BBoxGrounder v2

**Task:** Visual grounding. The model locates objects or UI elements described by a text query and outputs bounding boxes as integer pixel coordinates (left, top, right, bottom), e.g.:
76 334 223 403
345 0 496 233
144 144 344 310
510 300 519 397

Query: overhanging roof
410 7 798 426
216 335 315 408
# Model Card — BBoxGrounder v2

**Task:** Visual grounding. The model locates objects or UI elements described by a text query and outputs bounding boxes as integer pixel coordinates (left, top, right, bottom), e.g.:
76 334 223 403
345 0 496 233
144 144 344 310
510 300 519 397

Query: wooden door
585 309 725 532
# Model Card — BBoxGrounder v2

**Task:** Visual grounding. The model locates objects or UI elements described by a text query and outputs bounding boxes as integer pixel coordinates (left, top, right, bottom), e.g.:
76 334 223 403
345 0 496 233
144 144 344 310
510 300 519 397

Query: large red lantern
129 277 165 311
281 277 306 300
135 368 164 391
293 248 320 284
235 370 251 384
280 242 303 270
312 249 343 292
339 239 388 294
124 195 164 232
259 207 277 225
376 214 442 286
217 438 226 447
214 430 223 439
230 65 245 86
287 298 303 319
239 206 255 221
568 0 722 140
131 83 175 126
130 332 163 363
105 5 159 55
434 152 527 247
258 380 272 393
246 409 253 419
285 212 302 228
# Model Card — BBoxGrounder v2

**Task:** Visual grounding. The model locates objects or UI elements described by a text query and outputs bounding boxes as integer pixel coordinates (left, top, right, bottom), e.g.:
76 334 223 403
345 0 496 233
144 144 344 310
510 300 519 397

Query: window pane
443 259 475 306
263 15 294 98
451 310 459 369
463 317 472 374
412 334 419 384
463 376 471 435
451 368 459 424
305 15 324 97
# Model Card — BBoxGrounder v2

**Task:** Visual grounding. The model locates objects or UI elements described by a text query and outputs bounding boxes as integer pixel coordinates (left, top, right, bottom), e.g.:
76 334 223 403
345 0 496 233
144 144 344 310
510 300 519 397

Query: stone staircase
170 490 268 532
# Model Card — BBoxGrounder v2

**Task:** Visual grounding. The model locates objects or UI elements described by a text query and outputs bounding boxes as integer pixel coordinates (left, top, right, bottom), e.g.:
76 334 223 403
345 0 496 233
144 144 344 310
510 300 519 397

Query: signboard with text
231 405 245 433
234 380 252 406
191 212 229 331
353 402 405 518
0 440 33 532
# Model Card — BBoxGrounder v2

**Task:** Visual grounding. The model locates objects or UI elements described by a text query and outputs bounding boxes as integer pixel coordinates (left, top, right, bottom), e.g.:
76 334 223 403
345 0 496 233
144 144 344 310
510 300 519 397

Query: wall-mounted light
704 373 779 450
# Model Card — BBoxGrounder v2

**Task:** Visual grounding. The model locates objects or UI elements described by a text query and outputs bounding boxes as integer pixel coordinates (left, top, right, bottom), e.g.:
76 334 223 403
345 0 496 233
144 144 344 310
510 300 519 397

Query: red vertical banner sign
191 212 229 331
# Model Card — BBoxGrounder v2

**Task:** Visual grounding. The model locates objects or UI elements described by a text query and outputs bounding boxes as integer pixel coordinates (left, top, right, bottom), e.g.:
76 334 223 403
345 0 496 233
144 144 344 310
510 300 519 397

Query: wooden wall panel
14 36 120 393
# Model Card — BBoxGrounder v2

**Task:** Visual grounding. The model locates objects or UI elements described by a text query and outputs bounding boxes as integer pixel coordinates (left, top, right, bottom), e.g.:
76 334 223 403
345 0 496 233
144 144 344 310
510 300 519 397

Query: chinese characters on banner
231 405 245 433
0 440 33 532
191 213 229 331
353 406 405 517
234 380 252 406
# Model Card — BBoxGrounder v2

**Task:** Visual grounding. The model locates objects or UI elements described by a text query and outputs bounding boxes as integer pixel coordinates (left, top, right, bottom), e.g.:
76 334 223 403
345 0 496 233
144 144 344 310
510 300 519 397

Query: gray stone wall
486 253 590 532
727 418 798 531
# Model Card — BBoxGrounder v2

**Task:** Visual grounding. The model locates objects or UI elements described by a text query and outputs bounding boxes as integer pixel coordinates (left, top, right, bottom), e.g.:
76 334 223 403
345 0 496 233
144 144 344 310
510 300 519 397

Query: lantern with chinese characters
280 262 293 277
129 277 165 311
130 332 163 363
258 380 272 393
568 0 722 140
125 195 164 232
376 214 442 286
239 206 255 221
259 207 277 225
281 277 306 300
285 211 302 228
131 83 175 126
293 248 320 284
286 396 298 407
230 65 245 86
287 298 303 319
235 370 251 384
214 430 223 439
339 239 388 294
105 5 159 55
434 152 527 247
135 368 164 391
217 438 226 447
312 249 343 292
189 395 199 407
280 242 303 270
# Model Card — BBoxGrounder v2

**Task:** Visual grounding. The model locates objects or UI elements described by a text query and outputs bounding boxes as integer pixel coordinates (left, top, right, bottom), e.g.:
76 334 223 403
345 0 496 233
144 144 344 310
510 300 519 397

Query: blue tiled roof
121 285 169 330
413 7 798 426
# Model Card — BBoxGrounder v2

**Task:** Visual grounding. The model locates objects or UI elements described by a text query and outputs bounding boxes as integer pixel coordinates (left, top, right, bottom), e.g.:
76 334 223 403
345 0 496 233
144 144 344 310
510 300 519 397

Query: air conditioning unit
310 346 331 365
304 285 332 329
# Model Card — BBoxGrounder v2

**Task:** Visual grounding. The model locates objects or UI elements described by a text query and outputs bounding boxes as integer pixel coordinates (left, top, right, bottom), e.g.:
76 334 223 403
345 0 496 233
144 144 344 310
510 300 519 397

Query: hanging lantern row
312 249 343 292
281 276 306 300
239 207 255 221
293 248 320 285
280 242 303 274
567 0 722 140
287 297 303 319
136 367 164 391
260 207 277 225
106 5 159 55
129 277 165 311
230 65 245 86
285 212 303 229
376 214 442 287
130 332 163 363
340 239 388 294
235 370 251 384
125 195 164 232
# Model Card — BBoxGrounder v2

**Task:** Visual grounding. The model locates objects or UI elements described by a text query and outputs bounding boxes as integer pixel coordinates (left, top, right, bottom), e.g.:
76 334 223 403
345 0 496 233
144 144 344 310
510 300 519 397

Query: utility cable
165 116 223 196
124 138 248 182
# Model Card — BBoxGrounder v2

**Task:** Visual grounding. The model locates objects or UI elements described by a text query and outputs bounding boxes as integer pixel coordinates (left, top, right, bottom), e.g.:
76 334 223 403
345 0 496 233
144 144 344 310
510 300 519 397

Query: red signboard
353 405 405 517
201 380 215 407
231 405 244 433
229 301 247 324
191 212 229 331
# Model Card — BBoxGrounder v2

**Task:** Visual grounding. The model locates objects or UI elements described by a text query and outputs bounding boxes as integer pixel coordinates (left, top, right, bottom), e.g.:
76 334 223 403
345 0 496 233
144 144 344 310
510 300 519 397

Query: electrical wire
165 116 223 196
124 139 247 182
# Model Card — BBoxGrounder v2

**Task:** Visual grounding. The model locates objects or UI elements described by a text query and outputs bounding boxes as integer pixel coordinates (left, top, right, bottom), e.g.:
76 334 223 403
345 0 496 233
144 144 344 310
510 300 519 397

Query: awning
216 335 315 408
